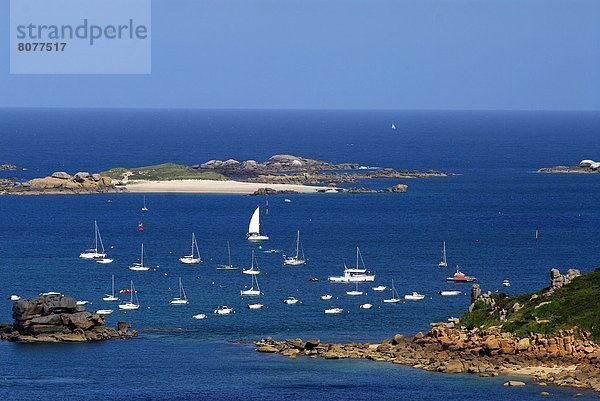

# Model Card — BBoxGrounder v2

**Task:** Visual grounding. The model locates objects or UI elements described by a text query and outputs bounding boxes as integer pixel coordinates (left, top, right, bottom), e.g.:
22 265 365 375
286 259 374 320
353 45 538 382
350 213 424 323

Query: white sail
248 206 260 235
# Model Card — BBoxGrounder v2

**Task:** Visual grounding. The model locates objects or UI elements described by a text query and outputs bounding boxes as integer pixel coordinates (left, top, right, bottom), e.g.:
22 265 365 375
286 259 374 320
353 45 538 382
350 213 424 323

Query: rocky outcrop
1 171 125 195
254 326 600 391
538 160 600 174
0 163 20 171
250 188 300 196
550 268 581 290
1 294 137 342
380 184 408 193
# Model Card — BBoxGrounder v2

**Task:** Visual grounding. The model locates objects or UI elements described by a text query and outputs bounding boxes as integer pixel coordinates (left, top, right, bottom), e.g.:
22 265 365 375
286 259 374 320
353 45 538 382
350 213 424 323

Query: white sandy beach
125 179 329 194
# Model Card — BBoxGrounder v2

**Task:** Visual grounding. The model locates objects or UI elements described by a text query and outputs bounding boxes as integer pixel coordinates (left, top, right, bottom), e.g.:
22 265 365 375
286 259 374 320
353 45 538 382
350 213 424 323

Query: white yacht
95 309 113 315
103 275 119 302
242 250 261 275
179 232 201 264
329 270 376 283
9 295 21 301
246 206 269 241
404 292 425 300
345 247 368 274
214 305 234 315
283 296 299 305
170 277 189 305
439 241 448 267
76 300 89 306
80 220 107 260
372 285 387 292
95 257 113 264
118 281 140 310
360 303 373 309
320 294 333 300
248 303 264 310
439 290 462 296
192 313 207 320
383 280 401 303
240 274 261 296
324 307 343 314
129 243 151 271
283 230 306 266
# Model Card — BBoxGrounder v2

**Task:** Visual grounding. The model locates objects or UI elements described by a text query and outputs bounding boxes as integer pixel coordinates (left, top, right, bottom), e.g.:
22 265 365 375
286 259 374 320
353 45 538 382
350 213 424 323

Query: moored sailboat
179 232 201 264
240 274 261 296
283 230 306 266
216 241 238 270
246 206 269 241
80 220 108 260
129 243 151 271
103 275 119 302
383 280 401 303
438 241 448 267
242 250 260 275
170 277 189 305
118 281 140 310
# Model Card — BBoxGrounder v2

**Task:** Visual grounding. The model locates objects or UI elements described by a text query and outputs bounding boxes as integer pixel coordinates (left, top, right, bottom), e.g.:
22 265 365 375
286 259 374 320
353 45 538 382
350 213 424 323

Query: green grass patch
101 163 228 181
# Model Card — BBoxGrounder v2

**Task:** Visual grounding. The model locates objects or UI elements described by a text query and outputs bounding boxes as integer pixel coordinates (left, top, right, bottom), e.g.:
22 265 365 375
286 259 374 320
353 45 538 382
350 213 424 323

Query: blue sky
1 0 599 110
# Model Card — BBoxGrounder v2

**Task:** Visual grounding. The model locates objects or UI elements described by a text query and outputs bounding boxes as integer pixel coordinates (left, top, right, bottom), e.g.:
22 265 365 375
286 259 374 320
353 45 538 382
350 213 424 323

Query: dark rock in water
250 187 300 196
1 294 137 343
51 172 72 180
305 338 320 350
380 184 408 193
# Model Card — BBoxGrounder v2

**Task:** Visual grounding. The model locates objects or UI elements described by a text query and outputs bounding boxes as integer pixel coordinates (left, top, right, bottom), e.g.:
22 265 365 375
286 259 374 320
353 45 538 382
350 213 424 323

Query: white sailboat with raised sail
240 274 261 296
438 241 448 267
80 220 107 259
129 243 151 271
141 196 148 212
246 206 269 241
283 230 306 266
170 277 189 305
179 232 201 264
383 280 401 303
102 275 119 302
118 281 140 310
242 250 260 275
216 241 238 270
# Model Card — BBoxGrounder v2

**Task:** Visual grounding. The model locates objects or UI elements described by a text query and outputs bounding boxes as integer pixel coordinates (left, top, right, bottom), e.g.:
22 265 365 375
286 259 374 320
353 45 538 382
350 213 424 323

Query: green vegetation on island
462 268 600 341
101 163 228 182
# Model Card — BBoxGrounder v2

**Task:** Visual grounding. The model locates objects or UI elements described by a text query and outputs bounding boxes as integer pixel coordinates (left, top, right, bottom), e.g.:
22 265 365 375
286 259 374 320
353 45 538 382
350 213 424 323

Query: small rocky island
538 159 600 174
0 171 123 195
253 268 600 392
0 293 137 342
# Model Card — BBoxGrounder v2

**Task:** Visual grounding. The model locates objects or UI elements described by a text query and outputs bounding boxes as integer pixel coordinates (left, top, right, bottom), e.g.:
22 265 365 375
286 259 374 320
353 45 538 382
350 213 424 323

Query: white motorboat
246 206 269 241
192 313 207 320
129 243 151 271
240 274 261 296
438 241 448 267
329 270 376 283
214 305 234 315
360 303 373 309
141 196 148 212
283 297 299 305
404 292 425 300
9 295 21 301
216 241 238 270
95 258 114 264
118 281 140 310
346 283 364 296
283 230 306 266
372 285 387 292
242 250 261 275
284 199 292 203
439 290 462 296
179 232 201 264
170 277 189 305
383 280 401 303
503 279 511 287
248 303 264 310
95 309 113 315
324 307 343 314
103 275 119 302
80 220 108 259
40 291 63 297
76 300 89 305
320 294 333 300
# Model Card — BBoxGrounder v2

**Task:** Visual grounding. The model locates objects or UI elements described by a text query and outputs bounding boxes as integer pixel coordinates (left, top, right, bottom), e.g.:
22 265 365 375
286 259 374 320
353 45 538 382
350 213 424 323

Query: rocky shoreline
0 171 124 195
538 159 600 174
1 294 137 343
254 326 599 392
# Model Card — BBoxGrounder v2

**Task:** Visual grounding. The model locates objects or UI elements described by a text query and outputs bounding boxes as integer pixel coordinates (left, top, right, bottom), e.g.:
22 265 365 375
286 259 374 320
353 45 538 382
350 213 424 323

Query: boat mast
141 243 144 266
295 230 300 259
227 241 232 267
191 233 196 257
111 275 115 297
94 220 98 252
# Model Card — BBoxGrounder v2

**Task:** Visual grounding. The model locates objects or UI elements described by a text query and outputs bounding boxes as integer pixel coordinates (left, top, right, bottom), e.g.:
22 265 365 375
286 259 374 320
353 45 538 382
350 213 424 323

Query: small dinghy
360 303 373 309
95 258 114 264
283 296 299 305
214 305 234 315
76 300 90 306
308 277 319 282
372 285 386 292
320 294 333 300
324 307 343 314
248 303 264 310
439 290 462 296
192 313 207 320
404 292 425 301
9 295 21 301
95 309 113 315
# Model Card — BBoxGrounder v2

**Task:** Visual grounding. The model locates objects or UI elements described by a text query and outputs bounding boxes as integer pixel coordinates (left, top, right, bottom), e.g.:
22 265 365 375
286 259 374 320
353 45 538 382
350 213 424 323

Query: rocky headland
253 268 600 392
538 159 600 174
0 171 123 195
0 163 22 171
0 294 137 342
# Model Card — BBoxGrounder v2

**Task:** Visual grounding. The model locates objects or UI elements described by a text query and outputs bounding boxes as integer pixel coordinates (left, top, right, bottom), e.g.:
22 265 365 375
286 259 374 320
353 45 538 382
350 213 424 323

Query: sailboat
246 206 269 241
80 221 107 259
283 230 306 266
102 275 119 302
216 241 238 270
141 196 148 212
118 281 140 310
179 232 201 264
242 250 260 275
240 274 261 296
438 241 448 267
328 247 375 282
170 277 189 305
345 247 368 274
383 280 401 303
391 123 396 130
129 243 151 271
346 283 364 296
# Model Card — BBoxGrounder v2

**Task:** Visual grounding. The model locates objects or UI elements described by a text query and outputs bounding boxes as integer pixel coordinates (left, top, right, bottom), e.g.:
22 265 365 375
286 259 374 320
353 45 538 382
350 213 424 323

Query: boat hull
247 234 269 241
96 258 114 264
179 257 201 264
242 270 260 275
80 252 106 260
328 275 375 283
283 258 306 266
439 291 461 296
248 304 264 309
129 266 150 271
240 290 261 296
118 303 140 310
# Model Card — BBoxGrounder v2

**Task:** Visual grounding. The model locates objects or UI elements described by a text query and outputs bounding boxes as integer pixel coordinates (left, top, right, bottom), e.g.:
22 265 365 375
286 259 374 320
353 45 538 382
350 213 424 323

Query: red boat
446 266 477 283
119 289 136 294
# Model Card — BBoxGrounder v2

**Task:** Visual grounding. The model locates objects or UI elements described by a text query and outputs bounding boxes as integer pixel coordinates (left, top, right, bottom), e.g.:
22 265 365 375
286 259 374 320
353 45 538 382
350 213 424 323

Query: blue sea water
0 109 599 400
